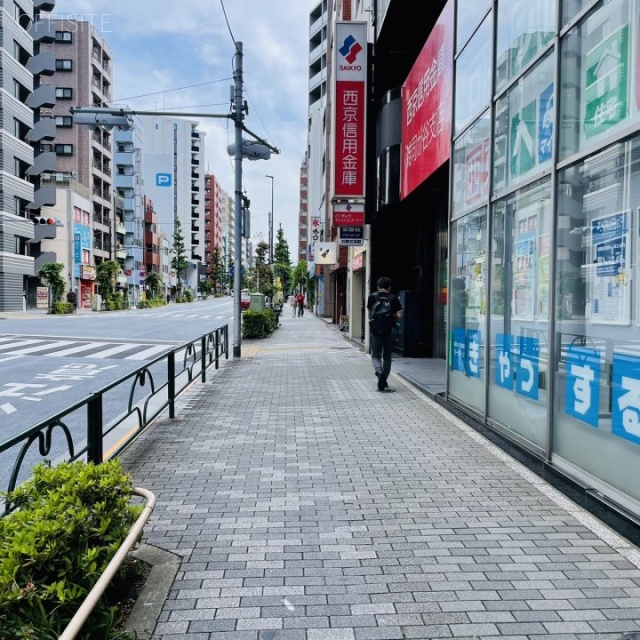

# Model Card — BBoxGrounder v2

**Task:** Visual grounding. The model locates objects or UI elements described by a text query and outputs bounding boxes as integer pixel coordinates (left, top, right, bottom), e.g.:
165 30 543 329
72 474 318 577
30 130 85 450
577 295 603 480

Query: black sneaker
377 375 386 391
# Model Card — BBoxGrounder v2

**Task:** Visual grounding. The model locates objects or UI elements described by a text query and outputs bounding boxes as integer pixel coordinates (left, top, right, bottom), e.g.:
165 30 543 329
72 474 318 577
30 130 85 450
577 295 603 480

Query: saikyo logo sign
400 0 453 199
334 22 367 199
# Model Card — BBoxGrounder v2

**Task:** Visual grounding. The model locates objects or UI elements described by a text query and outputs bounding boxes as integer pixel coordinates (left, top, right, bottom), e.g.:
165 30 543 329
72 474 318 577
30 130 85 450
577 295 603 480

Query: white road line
9 340 75 355
0 355 23 363
0 339 41 351
88 343 141 359
43 341 107 357
125 344 171 360
1 403 17 415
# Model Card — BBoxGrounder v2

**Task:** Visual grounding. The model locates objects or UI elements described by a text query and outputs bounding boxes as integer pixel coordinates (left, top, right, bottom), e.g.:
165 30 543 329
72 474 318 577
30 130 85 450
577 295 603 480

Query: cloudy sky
50 0 312 261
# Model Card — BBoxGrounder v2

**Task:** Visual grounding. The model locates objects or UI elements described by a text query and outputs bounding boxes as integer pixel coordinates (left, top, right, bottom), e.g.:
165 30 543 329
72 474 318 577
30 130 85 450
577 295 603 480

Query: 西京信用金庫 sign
333 22 367 199
400 0 453 199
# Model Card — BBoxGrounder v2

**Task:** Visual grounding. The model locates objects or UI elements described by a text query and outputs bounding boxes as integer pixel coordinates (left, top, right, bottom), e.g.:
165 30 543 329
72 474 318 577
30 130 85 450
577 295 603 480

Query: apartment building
42 19 114 266
139 116 205 294
204 174 225 284
0 0 43 311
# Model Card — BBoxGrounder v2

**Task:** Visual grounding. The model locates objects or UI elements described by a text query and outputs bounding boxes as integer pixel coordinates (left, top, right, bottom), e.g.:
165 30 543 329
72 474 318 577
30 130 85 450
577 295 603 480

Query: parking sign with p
156 173 172 187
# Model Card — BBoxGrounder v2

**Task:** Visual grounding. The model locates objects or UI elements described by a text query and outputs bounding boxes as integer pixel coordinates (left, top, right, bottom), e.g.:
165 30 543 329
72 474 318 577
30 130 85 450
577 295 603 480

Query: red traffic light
32 217 56 225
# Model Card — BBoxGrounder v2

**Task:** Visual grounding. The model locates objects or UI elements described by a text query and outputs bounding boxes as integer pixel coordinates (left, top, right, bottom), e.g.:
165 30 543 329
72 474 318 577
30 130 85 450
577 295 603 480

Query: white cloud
51 0 313 261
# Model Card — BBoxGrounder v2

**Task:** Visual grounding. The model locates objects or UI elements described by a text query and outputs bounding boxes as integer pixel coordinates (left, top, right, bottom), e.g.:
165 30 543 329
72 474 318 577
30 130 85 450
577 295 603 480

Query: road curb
124 543 181 639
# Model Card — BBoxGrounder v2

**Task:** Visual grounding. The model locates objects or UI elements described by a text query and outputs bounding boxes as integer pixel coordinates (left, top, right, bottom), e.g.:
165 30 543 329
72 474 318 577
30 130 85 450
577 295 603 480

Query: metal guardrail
0 324 229 514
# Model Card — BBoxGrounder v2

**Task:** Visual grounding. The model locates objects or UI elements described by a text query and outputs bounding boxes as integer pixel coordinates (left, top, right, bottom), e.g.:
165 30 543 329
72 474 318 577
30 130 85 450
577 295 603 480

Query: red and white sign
334 22 367 199
464 138 490 207
352 253 365 271
400 0 453 199
333 202 365 226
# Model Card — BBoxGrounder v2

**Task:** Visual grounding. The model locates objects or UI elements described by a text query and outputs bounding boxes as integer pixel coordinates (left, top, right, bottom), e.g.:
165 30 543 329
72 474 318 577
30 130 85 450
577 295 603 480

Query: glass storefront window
455 15 492 135
494 53 555 196
562 0 598 27
554 136 640 506
448 208 487 415
452 112 491 218
488 179 551 449
559 0 632 161
496 0 557 92
456 0 491 54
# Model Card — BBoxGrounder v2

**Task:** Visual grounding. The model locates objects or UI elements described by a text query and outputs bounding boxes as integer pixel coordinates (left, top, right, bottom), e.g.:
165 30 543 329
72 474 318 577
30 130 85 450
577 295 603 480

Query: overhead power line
115 78 232 103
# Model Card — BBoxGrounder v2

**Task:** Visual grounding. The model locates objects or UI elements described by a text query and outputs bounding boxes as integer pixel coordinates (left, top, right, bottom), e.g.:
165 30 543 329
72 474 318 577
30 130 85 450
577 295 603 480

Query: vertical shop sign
309 217 321 261
584 24 629 139
495 333 515 390
565 346 601 427
334 22 367 199
538 83 554 163
400 0 453 199
516 336 539 400
612 353 640 445
590 210 631 325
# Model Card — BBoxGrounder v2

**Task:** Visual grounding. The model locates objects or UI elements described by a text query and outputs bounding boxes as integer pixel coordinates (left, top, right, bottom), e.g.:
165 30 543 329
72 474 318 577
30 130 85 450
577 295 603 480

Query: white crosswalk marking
9 340 74 355
0 336 180 361
85 343 142 359
125 344 170 360
43 341 108 357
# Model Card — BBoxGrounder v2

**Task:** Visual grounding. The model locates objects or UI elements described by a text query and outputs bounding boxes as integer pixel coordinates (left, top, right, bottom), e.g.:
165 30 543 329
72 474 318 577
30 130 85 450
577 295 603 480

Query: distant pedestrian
291 295 297 317
296 292 305 316
367 276 403 392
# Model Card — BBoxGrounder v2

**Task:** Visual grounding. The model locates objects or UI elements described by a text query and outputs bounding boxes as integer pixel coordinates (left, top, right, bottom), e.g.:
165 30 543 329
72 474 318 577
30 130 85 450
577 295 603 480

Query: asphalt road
0 297 234 495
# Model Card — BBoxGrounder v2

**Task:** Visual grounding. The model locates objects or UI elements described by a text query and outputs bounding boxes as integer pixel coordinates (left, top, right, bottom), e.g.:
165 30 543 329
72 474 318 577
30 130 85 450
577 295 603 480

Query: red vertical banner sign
333 22 367 199
400 0 454 200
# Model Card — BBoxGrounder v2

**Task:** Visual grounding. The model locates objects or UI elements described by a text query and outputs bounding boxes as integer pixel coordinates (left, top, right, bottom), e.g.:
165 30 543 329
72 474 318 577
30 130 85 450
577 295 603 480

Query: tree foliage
171 219 189 291
96 260 121 302
36 262 65 304
145 271 163 298
274 226 292 294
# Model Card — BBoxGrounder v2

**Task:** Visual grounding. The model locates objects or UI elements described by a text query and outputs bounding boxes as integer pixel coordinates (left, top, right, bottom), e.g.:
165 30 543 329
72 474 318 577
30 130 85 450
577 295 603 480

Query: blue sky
50 1 311 260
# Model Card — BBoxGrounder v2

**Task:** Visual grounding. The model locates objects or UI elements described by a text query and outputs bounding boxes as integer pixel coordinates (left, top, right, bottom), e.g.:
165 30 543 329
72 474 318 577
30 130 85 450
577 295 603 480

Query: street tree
210 245 224 294
145 271 163 298
37 262 65 304
96 260 122 305
273 225 292 295
171 219 189 295
254 241 274 298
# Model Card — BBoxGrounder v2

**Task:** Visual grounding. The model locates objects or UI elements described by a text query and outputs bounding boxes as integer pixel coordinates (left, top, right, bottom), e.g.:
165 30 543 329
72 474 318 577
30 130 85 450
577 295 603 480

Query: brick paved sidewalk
120 312 640 640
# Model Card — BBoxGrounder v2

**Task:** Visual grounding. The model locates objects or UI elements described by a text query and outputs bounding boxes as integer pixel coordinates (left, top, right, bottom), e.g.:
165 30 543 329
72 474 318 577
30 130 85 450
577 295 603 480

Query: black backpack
369 293 395 335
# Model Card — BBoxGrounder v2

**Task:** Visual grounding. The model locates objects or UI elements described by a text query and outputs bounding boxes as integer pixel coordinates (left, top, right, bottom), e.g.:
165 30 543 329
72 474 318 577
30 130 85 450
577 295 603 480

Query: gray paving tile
119 316 640 640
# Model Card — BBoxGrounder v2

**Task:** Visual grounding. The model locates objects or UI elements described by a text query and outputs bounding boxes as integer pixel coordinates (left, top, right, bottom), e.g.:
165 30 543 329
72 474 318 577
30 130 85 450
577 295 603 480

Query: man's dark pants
370 329 396 384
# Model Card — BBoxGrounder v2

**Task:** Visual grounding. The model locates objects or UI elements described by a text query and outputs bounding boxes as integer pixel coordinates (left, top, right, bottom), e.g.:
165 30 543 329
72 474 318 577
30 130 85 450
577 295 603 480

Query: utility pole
232 42 244 358
266 175 274 266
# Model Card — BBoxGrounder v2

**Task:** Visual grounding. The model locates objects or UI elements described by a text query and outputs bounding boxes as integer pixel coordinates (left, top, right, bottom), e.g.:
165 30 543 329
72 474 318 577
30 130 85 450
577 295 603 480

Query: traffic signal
32 216 56 225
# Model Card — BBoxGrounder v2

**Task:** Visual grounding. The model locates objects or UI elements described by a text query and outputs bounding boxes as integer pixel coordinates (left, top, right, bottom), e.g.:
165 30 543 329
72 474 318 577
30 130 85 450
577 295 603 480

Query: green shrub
51 302 75 314
0 460 142 639
183 289 194 302
242 309 277 338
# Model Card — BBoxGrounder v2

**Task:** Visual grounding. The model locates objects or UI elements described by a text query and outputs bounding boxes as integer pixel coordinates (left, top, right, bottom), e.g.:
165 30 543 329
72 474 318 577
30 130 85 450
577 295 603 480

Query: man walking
296 291 305 317
367 276 403 392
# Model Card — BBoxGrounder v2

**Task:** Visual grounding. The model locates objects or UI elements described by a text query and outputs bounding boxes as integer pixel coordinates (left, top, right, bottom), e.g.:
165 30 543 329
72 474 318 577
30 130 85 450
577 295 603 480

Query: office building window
54 144 73 155
448 207 488 415
559 0 631 161
488 178 552 449
55 59 73 71
455 15 492 135
55 116 73 127
56 87 73 99
55 31 72 42
553 135 640 504
495 0 556 92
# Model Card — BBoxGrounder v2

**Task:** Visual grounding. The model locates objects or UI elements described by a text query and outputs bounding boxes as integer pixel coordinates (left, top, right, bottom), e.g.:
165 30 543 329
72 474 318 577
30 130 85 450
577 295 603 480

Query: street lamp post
265 175 274 266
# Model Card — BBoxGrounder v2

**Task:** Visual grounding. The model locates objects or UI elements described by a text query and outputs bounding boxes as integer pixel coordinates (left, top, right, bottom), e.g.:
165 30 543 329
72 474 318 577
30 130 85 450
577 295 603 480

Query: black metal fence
0 324 229 514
